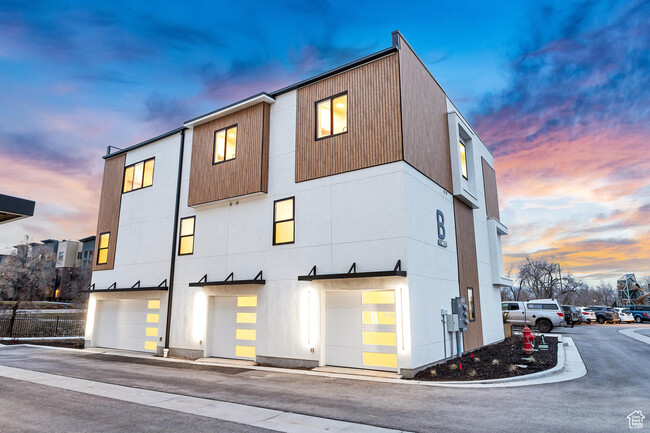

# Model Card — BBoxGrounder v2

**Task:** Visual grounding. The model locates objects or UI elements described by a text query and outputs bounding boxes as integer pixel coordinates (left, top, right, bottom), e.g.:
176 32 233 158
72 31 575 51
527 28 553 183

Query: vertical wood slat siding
92 154 125 272
398 40 453 192
188 103 270 206
295 54 402 182
481 157 500 221
453 197 484 351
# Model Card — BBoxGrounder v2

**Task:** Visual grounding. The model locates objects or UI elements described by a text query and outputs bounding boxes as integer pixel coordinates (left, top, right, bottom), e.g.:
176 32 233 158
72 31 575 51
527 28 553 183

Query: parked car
577 307 596 324
628 305 650 323
613 308 635 323
586 306 620 324
502 299 566 333
561 305 581 326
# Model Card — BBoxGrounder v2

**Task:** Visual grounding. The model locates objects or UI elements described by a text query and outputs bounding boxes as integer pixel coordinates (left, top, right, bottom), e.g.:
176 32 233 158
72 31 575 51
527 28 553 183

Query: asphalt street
0 323 648 433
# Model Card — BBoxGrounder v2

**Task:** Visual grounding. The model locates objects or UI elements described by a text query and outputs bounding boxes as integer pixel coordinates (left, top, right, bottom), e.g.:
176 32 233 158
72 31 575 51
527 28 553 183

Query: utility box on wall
445 314 459 332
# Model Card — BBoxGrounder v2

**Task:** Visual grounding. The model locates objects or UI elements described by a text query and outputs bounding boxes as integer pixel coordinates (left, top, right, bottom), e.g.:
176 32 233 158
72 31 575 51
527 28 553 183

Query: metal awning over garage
0 194 35 225
298 261 407 281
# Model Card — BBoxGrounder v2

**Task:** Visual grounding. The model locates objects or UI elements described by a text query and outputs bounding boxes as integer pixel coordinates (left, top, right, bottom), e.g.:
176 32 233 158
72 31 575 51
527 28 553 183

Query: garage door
95 299 160 352
208 295 257 360
325 290 397 371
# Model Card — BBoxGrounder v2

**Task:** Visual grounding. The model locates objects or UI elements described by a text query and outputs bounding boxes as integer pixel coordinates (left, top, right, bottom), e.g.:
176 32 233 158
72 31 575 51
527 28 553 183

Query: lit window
97 232 110 265
273 197 294 245
316 93 347 139
213 125 237 164
178 216 195 255
467 287 475 321
459 140 468 180
123 158 155 193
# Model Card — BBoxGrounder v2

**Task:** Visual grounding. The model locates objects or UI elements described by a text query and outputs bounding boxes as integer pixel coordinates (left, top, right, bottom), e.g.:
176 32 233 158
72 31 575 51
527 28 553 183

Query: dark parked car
628 305 650 323
587 306 620 324
561 305 581 326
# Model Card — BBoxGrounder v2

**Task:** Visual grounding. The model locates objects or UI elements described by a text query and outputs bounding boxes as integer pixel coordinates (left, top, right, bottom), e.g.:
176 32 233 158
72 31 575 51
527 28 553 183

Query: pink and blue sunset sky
0 0 648 285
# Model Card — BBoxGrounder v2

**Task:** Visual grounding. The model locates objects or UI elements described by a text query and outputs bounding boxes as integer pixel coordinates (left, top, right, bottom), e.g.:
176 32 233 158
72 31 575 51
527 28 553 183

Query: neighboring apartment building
85 32 512 377
54 237 95 300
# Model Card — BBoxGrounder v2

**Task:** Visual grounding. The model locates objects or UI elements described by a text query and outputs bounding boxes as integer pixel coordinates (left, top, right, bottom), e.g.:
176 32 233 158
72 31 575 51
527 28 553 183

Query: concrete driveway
0 323 648 433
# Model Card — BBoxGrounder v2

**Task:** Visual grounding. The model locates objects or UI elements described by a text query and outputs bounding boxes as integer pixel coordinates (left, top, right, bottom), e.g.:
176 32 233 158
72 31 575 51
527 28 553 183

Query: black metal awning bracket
198 274 207 283
348 263 357 274
225 272 234 281
158 279 167 287
108 282 116 290
254 270 263 281
131 280 141 289
394 260 402 272
307 265 317 276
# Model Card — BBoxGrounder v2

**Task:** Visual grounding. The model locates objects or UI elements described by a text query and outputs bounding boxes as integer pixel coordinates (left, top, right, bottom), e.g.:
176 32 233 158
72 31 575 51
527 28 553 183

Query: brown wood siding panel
93 154 125 271
398 42 452 192
453 197 483 351
188 103 269 206
261 102 270 193
481 157 500 220
295 54 402 182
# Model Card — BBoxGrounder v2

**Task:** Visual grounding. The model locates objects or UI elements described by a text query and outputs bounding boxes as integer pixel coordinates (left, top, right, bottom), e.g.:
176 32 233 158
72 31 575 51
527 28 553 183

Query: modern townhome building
85 31 512 377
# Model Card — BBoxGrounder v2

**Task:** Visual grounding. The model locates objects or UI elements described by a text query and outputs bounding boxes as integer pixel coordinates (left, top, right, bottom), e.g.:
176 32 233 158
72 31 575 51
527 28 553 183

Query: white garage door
95 299 160 353
325 290 398 372
209 295 257 360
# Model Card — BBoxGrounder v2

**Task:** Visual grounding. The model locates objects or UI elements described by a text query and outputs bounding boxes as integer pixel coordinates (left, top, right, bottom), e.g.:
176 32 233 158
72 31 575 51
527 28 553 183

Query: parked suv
587 306 620 324
561 305 581 326
502 299 566 333
628 305 650 323
577 307 596 324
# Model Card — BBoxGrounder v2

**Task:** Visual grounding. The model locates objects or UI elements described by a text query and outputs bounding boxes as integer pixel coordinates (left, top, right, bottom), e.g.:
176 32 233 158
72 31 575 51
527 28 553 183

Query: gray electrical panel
452 297 469 331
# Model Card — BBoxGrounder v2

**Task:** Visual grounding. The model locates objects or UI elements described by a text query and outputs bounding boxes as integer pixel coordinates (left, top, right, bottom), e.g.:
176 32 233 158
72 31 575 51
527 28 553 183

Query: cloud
474 0 650 285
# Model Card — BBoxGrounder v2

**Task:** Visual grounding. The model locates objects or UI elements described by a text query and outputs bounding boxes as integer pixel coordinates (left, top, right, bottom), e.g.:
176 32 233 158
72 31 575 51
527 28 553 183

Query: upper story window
123 158 155 193
213 125 237 164
273 197 295 245
467 288 475 321
97 232 110 265
178 216 195 255
459 139 468 180
316 92 347 139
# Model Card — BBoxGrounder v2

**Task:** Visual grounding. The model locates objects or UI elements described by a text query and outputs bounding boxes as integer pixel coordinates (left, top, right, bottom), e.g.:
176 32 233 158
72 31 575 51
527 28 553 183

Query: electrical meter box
446 314 459 332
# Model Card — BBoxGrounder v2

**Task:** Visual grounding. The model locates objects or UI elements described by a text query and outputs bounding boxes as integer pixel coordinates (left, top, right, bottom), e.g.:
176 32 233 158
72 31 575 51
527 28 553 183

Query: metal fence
0 315 85 338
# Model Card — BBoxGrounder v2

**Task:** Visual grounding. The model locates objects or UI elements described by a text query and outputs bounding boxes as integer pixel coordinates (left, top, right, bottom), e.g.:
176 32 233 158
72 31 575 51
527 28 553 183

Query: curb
618 327 650 345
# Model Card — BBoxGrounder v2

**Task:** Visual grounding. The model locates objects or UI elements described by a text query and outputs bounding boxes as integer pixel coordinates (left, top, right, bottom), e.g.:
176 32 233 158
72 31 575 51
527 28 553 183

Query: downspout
164 128 186 354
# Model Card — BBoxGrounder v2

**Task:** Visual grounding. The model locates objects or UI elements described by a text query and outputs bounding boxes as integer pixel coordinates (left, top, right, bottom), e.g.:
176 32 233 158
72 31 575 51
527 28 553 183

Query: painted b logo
436 210 445 240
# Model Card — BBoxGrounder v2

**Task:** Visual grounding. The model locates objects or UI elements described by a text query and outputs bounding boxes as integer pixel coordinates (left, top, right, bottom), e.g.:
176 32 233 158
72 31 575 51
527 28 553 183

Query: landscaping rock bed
413 335 558 381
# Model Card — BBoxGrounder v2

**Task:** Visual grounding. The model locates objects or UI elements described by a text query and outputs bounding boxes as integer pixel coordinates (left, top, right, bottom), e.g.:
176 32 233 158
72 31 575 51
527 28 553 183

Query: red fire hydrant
522 326 535 355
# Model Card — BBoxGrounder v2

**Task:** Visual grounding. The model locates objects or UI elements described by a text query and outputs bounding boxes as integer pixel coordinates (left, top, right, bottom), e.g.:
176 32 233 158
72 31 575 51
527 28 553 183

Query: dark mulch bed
413 335 558 381
0 339 84 349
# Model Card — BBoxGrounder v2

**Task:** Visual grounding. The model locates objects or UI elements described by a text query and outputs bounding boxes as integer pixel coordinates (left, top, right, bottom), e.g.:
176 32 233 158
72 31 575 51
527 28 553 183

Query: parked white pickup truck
501 299 566 333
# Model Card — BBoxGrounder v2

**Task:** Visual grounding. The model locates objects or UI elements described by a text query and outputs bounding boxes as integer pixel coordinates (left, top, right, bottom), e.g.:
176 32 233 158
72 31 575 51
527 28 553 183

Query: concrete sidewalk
0 363 409 433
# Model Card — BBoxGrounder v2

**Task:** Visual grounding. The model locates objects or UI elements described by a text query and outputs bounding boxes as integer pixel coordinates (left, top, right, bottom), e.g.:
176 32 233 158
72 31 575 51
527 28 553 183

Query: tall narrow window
123 158 155 193
467 287 475 321
213 125 237 164
178 217 195 255
459 140 468 180
97 232 110 265
316 92 347 139
273 197 294 245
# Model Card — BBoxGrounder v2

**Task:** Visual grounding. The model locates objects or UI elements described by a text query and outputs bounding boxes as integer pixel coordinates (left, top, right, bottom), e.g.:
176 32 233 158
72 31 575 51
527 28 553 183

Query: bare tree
0 237 56 332
518 257 561 299
66 267 91 307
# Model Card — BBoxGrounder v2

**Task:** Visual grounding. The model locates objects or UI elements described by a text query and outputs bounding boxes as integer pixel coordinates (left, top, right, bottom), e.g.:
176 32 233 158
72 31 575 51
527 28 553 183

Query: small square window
213 125 237 164
316 93 347 140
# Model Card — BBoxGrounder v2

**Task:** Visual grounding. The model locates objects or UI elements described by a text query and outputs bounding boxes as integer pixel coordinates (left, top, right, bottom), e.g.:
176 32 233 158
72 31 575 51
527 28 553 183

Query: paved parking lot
0 323 648 432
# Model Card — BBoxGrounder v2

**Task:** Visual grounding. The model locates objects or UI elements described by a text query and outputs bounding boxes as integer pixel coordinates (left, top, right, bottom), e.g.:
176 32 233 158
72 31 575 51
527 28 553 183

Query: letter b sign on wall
436 210 447 248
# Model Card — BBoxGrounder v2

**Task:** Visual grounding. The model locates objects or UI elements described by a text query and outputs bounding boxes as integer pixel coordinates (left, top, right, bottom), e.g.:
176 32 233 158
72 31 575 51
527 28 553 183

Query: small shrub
449 363 458 370
474 357 480 363
492 359 500 365
468 369 477 377
508 364 518 372
430 369 437 377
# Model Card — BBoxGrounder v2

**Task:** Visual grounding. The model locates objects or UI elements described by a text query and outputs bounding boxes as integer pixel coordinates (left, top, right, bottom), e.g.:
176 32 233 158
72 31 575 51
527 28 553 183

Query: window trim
178 216 196 256
314 91 348 141
272 196 295 246
467 287 476 321
123 157 155 194
212 124 238 165
96 232 110 265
